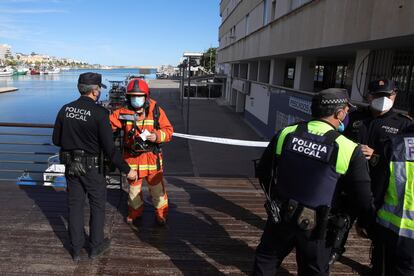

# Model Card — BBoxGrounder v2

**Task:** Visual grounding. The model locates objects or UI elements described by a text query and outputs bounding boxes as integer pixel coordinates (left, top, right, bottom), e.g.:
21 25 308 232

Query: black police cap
78 72 107 89
312 88 356 110
368 79 397 94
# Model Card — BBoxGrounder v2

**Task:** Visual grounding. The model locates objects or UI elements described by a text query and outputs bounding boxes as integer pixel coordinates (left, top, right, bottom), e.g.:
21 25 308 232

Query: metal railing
0 122 124 189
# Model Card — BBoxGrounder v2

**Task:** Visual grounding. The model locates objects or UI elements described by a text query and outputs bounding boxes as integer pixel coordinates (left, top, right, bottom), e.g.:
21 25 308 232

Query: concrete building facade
217 0 414 138
0 44 12 61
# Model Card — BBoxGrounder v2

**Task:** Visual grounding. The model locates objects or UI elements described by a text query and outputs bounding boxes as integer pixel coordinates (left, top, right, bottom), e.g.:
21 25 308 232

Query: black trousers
66 168 107 253
371 225 414 276
252 220 331 276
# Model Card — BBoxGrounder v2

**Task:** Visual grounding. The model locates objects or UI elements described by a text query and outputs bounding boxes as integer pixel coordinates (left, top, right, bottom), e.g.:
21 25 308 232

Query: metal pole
181 65 185 116
187 57 191 134
209 50 212 73
208 84 211 99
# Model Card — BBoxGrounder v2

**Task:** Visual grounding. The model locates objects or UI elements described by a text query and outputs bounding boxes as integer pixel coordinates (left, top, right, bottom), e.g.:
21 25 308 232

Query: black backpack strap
153 104 160 130
323 129 341 144
323 129 341 166
151 104 161 170
293 121 308 135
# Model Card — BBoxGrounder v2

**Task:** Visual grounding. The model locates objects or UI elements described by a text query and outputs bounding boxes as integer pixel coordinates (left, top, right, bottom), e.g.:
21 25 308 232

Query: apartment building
0 44 12 61
217 0 414 138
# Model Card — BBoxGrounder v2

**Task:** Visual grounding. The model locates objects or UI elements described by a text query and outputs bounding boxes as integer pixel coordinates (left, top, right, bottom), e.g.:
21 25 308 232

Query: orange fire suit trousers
127 171 168 222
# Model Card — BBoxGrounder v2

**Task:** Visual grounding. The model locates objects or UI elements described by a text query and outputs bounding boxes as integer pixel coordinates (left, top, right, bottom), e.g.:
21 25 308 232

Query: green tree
200 47 217 74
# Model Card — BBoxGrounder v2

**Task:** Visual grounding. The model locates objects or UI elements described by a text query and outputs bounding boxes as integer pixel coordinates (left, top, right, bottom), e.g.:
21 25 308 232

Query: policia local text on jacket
52 73 134 261
252 89 375 276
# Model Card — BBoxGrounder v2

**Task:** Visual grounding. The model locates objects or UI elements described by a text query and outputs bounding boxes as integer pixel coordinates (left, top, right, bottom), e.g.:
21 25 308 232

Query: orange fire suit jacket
109 99 173 178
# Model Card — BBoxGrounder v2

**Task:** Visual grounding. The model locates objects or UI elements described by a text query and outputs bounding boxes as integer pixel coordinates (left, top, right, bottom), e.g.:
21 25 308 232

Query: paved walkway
148 79 265 178
0 80 372 275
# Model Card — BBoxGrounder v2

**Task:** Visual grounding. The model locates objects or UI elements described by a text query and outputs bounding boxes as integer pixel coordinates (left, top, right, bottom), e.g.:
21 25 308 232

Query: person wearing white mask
330 79 412 273
110 78 173 226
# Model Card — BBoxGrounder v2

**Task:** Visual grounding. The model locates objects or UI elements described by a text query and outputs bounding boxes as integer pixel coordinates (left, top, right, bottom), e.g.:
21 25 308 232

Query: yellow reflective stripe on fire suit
160 130 166 142
125 120 155 126
129 160 163 171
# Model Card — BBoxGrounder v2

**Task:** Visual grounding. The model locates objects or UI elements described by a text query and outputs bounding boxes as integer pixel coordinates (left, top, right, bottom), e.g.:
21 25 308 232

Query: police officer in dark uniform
329 79 413 268
345 79 412 207
252 88 375 276
53 72 137 262
372 95 414 276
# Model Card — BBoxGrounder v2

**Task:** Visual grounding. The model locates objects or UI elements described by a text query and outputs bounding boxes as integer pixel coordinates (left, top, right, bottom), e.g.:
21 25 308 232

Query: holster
60 150 99 177
326 213 351 248
265 199 281 224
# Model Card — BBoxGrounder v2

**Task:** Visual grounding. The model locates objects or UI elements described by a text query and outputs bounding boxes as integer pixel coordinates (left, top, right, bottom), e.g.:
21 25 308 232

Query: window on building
271 0 277 21
259 60 271 83
283 61 295 88
263 0 269 26
233 63 240 78
240 63 248 79
249 61 259 81
335 65 347 87
245 13 250 35
314 65 324 82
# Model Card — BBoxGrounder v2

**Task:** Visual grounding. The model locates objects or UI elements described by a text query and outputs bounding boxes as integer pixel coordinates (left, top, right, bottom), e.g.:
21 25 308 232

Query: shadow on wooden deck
0 177 371 275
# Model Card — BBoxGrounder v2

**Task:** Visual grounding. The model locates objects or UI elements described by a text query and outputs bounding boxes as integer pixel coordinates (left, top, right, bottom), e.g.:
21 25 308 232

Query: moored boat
46 67 61 74
0 67 13 77
30 69 40 75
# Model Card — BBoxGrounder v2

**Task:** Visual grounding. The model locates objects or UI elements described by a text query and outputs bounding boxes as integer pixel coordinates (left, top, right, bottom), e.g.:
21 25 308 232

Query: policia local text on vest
252 88 375 276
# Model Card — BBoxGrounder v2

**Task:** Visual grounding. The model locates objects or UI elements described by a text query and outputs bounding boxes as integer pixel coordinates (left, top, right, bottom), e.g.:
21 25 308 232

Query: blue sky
0 0 221 66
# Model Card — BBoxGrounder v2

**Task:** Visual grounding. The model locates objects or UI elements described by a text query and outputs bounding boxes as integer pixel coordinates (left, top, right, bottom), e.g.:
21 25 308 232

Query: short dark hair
311 102 347 118
78 83 99 95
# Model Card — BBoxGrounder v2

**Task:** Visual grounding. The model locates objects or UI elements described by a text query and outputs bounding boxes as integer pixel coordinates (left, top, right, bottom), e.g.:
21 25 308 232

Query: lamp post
183 52 203 134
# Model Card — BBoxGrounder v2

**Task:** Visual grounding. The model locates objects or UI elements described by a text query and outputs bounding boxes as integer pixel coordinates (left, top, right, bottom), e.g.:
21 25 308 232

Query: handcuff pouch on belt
60 150 99 177
281 199 330 239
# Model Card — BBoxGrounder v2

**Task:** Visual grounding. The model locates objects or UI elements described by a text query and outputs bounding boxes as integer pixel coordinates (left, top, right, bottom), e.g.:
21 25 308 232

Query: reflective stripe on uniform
377 209 414 239
377 146 414 239
129 161 163 171
160 130 166 142
125 120 155 126
119 114 135 121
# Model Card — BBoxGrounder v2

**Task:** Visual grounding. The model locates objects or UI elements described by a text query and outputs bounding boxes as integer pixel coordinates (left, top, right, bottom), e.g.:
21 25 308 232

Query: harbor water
0 69 156 124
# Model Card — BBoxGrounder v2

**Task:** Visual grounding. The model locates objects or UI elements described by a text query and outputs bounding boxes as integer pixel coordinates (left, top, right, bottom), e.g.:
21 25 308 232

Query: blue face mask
131 96 146 109
338 121 345 133
337 112 349 133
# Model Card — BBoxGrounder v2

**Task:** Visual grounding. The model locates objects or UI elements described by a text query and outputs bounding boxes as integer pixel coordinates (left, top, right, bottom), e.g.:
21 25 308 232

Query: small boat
43 155 66 187
0 67 13 77
30 69 40 75
108 80 127 110
46 67 61 74
15 67 29 75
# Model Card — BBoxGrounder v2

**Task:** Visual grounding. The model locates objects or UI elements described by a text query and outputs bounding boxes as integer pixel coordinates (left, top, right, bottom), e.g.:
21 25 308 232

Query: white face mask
131 96 146 109
370 96 394 112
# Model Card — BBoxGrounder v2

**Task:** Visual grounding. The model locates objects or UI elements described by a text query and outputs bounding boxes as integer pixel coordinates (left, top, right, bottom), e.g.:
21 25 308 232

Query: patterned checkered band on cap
320 98 348 105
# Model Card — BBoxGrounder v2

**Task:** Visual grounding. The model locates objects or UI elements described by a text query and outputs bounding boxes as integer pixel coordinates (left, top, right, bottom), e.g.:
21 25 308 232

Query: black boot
89 238 111 259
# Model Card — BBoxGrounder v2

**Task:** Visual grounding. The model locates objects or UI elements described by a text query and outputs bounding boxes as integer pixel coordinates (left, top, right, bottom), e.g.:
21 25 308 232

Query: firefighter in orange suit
110 78 173 225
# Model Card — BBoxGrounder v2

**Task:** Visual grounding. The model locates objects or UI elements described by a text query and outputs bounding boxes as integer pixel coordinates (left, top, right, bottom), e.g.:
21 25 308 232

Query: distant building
0 44 12 61
217 0 414 138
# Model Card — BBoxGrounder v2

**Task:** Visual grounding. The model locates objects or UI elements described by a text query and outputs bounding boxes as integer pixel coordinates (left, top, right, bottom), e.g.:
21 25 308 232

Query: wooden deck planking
0 177 371 275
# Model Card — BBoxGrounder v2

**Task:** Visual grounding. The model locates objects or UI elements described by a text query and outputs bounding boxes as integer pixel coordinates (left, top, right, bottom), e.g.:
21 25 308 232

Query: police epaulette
397 113 413 121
